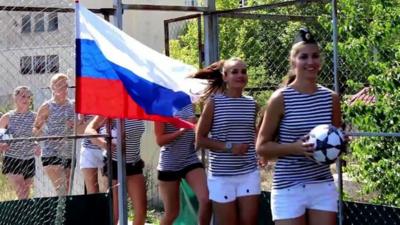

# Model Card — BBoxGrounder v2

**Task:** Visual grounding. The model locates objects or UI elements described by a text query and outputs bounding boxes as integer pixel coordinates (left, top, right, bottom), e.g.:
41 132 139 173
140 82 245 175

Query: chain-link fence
166 0 400 223
0 1 114 224
0 0 399 224
0 0 77 199
0 1 175 224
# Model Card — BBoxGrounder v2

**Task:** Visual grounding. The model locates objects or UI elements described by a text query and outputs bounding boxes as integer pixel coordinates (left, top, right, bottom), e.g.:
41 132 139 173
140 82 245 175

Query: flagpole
112 1 128 225
70 0 81 197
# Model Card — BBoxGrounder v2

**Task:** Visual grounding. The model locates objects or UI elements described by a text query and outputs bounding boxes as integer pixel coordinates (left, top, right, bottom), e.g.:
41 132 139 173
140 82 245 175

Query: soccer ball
306 124 345 164
0 128 12 140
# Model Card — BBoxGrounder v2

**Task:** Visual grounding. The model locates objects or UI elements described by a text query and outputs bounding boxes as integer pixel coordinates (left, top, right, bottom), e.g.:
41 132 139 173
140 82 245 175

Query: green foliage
344 65 400 206
335 0 400 206
169 0 400 206
170 0 332 107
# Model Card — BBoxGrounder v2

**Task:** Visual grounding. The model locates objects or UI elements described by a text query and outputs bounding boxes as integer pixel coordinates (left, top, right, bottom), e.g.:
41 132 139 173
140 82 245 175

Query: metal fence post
204 0 218 66
112 1 128 225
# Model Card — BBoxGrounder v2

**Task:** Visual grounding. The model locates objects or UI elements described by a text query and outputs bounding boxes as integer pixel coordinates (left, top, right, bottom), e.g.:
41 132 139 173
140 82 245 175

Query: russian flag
75 3 205 128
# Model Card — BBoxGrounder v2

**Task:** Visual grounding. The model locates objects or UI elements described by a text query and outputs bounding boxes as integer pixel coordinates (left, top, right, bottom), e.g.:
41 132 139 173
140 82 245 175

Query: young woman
155 104 211 225
256 28 340 225
85 117 147 225
0 86 39 199
33 73 75 195
79 114 106 194
195 58 260 225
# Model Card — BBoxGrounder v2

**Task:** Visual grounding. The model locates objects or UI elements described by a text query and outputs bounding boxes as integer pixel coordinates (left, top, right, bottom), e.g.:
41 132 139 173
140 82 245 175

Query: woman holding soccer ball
256 28 341 225
0 86 39 199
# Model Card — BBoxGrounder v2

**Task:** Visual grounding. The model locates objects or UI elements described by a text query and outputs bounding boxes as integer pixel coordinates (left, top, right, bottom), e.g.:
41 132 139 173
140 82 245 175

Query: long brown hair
191 58 245 100
191 60 226 101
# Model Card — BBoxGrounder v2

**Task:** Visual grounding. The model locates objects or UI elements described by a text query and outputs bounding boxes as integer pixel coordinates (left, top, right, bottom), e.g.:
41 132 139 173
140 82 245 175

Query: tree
169 0 331 105
170 0 400 205
334 0 400 205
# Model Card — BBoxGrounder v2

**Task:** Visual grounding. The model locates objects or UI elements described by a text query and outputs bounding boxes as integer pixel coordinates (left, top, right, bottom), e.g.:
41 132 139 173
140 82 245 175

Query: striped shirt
102 119 145 164
273 85 334 189
157 104 200 171
208 94 258 176
81 115 102 150
5 110 36 159
43 99 75 158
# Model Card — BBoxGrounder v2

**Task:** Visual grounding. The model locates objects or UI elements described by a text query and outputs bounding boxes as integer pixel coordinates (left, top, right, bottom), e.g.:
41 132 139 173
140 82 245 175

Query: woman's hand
291 139 314 158
101 140 117 152
66 119 74 129
0 143 9 152
257 156 268 168
231 143 249 155
34 143 41 156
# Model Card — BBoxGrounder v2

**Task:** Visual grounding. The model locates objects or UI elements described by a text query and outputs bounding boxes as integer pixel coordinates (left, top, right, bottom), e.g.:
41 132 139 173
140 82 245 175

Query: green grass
0 172 17 201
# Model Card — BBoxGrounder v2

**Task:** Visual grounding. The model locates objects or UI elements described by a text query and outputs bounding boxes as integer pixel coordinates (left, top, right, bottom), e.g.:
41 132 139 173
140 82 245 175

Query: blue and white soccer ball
0 128 12 140
307 124 346 164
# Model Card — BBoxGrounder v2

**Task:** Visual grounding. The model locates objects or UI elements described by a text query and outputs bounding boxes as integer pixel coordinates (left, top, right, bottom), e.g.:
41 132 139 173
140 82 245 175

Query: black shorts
103 158 144 180
158 162 204 181
2 156 35 179
41 156 72 169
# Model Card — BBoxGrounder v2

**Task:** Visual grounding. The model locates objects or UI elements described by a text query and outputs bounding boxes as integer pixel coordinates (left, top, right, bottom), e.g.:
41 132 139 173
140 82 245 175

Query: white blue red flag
75 3 205 128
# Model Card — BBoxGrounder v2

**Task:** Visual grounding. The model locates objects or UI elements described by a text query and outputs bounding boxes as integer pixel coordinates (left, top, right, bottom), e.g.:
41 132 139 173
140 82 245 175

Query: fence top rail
164 13 202 24
0 134 108 143
0 5 115 15
122 4 208 12
348 132 400 138
219 12 317 22
209 0 330 15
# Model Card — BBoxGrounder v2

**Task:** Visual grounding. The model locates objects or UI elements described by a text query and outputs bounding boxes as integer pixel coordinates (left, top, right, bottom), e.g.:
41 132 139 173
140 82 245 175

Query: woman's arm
0 113 9 129
76 114 91 135
256 90 314 160
84 115 108 149
32 103 49 136
154 122 186 147
196 99 248 155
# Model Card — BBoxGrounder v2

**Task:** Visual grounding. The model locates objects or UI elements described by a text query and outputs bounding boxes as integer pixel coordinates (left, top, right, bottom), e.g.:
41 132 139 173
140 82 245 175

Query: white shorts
271 181 338 221
208 169 261 203
79 146 104 169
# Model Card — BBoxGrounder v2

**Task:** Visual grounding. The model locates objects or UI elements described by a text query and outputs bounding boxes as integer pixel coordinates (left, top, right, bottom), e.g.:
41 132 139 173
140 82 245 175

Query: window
185 0 197 6
20 56 32 74
33 56 46 73
21 15 31 33
22 12 57 33
20 55 59 75
46 55 59 73
48 13 58 32
239 0 247 7
34 13 45 32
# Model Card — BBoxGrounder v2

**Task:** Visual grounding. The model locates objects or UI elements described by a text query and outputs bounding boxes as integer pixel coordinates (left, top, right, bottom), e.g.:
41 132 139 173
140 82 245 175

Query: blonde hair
282 41 322 86
50 73 69 89
13 86 32 97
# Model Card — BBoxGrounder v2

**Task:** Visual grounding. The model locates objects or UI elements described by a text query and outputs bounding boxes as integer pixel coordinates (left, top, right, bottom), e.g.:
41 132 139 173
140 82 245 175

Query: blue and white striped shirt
101 119 145 164
42 99 74 158
273 85 334 189
157 104 200 171
208 94 257 176
81 115 102 150
6 110 36 159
